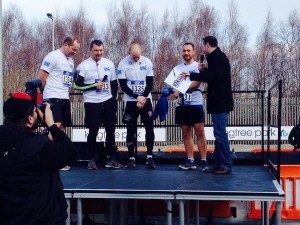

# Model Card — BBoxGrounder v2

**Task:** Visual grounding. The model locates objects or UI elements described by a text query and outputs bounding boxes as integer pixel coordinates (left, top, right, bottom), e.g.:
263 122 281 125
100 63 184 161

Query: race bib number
63 71 74 88
130 80 145 95
95 79 110 94
183 93 192 105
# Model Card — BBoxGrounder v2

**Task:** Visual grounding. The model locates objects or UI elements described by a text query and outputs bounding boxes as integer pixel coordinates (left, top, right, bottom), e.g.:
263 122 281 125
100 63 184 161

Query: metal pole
66 199 71 225
186 200 190 225
52 16 55 51
264 202 269 225
46 13 54 51
196 200 199 225
261 91 265 163
261 201 265 225
179 200 185 225
120 199 125 225
0 0 4 125
275 201 281 225
109 199 115 225
134 199 138 225
167 200 172 225
277 80 282 182
77 198 82 225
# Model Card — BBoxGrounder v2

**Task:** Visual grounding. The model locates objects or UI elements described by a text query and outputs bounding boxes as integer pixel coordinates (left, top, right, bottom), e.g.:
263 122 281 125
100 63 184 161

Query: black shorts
84 97 117 129
123 99 153 124
175 105 205 126
49 98 72 126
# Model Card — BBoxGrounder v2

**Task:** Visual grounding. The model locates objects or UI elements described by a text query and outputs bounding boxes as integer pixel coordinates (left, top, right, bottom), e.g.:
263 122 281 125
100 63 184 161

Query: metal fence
67 92 300 146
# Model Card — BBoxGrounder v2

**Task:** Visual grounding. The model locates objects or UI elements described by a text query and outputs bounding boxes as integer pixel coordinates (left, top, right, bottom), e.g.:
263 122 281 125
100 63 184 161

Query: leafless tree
3 0 300 99
220 0 249 91
276 10 300 96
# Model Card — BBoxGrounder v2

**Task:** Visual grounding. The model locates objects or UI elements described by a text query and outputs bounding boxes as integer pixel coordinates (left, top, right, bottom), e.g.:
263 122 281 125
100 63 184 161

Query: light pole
46 13 55 51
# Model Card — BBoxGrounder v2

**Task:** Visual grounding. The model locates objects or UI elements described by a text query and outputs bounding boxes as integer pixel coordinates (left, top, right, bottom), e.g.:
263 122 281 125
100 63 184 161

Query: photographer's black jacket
190 47 233 114
0 124 78 225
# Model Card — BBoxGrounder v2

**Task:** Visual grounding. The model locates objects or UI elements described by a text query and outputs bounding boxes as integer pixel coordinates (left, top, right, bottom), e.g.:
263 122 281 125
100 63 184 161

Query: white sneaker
60 166 71 171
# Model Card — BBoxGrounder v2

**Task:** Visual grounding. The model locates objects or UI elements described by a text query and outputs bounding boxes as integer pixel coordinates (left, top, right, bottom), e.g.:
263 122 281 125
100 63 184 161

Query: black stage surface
61 165 284 201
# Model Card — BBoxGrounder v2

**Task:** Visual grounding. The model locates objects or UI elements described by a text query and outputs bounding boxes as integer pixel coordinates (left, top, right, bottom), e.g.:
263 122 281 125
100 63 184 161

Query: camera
25 79 53 112
25 79 43 106
25 79 54 122
37 98 53 113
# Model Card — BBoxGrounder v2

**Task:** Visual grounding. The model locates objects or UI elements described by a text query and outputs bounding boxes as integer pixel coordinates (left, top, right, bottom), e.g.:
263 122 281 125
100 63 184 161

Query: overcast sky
3 0 300 47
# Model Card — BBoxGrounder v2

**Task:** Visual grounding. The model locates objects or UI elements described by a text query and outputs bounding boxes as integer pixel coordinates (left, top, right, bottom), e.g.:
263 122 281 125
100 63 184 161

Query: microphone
200 55 205 63
101 75 108 82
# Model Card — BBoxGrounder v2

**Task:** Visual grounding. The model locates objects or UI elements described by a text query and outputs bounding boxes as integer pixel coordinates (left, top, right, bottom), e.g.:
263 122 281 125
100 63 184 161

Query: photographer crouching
0 92 78 225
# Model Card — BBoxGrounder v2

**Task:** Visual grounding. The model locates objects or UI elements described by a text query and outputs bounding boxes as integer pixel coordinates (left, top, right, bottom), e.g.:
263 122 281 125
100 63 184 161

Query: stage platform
61 165 284 225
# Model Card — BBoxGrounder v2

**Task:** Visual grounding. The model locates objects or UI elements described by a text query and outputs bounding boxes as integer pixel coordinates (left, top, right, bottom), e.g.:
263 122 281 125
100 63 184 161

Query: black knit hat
3 92 34 121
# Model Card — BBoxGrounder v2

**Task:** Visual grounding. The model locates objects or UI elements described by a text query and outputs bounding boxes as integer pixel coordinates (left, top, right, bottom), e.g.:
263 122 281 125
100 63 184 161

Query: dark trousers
123 99 154 158
84 98 117 159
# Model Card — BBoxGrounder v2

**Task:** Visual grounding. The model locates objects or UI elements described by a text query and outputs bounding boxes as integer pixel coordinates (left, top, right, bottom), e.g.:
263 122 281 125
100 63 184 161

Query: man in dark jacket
181 36 234 174
288 121 300 150
0 92 78 225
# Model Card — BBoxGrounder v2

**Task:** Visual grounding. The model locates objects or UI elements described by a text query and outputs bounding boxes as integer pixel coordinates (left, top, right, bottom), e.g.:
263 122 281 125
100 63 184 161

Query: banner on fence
204 126 292 141
72 128 166 142
72 126 293 142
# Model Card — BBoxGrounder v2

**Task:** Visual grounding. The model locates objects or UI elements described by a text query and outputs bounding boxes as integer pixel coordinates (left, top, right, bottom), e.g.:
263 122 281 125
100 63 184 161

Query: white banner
72 126 293 142
204 126 292 141
72 128 166 142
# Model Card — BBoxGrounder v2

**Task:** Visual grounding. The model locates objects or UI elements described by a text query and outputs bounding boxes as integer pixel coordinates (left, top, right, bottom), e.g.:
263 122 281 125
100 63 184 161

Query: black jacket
288 124 300 148
0 124 78 225
190 47 233 114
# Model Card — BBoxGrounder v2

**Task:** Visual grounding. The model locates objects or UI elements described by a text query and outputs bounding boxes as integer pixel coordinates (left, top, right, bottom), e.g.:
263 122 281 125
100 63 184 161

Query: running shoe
125 158 136 168
146 157 156 169
178 159 196 170
200 160 214 172
87 160 97 170
60 166 71 171
105 158 123 169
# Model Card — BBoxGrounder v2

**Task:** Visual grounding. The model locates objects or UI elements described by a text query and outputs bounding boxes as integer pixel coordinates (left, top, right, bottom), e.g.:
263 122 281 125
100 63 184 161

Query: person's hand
36 103 55 128
96 81 105 90
199 63 207 71
137 96 146 105
180 72 190 78
136 101 144 109
173 89 179 98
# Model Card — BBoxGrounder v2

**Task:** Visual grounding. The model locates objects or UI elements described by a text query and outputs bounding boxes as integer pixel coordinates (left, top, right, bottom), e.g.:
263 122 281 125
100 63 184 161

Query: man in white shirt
118 43 156 169
175 42 211 171
38 36 80 171
75 40 122 169
38 36 80 129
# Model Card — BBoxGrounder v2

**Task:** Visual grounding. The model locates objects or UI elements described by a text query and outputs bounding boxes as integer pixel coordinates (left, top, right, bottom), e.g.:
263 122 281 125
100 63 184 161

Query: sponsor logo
43 61 50 67
117 70 122 75
130 80 145 85
140 66 147 71
172 75 184 88
104 67 110 71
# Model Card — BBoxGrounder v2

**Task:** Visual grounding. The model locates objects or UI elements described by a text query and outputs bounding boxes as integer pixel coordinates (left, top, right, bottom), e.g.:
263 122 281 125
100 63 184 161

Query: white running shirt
40 49 75 99
174 61 203 106
117 55 154 102
76 57 116 103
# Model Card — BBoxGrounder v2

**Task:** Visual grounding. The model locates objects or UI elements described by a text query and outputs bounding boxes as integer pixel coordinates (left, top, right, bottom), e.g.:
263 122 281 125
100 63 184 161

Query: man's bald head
129 43 142 62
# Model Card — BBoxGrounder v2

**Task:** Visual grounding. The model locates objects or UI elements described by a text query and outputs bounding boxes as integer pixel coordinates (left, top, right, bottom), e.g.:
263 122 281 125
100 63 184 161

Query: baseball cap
3 92 34 121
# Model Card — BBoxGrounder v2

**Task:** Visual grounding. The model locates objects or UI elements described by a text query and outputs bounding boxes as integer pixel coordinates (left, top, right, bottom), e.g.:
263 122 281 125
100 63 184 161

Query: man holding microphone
181 36 233 174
